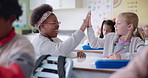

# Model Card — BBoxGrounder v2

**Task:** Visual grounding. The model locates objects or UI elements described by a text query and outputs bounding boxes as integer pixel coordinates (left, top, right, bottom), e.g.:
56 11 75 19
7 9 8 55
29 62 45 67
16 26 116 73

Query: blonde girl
87 12 145 59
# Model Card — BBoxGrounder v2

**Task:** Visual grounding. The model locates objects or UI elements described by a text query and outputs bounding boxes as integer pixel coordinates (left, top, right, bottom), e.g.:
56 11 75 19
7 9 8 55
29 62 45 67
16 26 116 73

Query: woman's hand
108 53 121 60
80 11 91 31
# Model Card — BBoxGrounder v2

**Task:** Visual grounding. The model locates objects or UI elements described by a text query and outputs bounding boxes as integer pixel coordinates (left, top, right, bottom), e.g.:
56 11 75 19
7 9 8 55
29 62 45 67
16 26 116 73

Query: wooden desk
72 56 116 78
74 45 103 53
73 49 103 53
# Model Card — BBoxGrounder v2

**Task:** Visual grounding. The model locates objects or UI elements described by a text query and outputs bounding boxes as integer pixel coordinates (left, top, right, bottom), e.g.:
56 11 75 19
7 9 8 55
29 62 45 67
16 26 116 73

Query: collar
0 28 16 46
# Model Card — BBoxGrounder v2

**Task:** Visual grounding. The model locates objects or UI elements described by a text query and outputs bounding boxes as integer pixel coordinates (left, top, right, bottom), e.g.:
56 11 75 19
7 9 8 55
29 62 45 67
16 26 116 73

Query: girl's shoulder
130 37 145 47
105 33 118 38
131 37 144 42
103 33 119 41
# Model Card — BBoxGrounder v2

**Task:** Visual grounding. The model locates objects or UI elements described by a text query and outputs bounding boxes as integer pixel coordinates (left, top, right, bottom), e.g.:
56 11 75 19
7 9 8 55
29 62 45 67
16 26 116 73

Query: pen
107 46 127 58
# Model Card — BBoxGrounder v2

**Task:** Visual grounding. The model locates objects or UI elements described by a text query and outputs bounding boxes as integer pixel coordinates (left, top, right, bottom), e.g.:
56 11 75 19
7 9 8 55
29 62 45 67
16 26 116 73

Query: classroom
0 0 148 78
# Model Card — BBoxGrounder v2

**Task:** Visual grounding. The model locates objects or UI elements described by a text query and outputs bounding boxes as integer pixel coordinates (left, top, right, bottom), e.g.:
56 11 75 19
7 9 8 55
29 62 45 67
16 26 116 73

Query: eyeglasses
44 21 61 25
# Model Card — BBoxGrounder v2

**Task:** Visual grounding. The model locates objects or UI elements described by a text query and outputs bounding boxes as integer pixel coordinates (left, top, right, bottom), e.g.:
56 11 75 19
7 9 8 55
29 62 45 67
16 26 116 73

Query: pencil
107 46 127 58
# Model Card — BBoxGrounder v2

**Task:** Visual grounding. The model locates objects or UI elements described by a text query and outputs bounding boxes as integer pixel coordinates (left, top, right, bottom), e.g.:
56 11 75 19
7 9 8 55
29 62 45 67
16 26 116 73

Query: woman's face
42 15 60 38
103 24 112 35
114 15 129 36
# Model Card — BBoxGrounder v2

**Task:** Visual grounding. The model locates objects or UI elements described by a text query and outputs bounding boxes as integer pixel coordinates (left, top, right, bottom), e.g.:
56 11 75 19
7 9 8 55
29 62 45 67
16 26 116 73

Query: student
30 4 90 58
99 20 115 38
83 19 115 45
110 46 148 78
142 25 148 45
142 25 148 37
0 0 35 78
87 12 145 59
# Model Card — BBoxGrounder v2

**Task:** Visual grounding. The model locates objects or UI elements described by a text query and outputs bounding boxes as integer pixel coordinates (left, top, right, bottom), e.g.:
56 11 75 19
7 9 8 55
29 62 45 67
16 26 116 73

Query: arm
0 63 25 78
41 30 85 56
87 27 104 48
110 46 148 78
40 11 91 56
0 53 34 78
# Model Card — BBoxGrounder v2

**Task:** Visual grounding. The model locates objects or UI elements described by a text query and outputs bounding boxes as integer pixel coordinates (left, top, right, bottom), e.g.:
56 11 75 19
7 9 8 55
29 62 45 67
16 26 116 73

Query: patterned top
113 44 130 54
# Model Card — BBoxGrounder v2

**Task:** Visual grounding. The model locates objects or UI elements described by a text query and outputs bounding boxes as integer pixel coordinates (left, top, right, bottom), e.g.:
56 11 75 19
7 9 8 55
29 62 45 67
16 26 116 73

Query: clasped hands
80 11 92 31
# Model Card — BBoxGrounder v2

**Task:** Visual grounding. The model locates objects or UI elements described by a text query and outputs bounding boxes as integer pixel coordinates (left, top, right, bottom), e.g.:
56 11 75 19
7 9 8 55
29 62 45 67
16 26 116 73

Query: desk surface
74 45 103 53
72 56 116 73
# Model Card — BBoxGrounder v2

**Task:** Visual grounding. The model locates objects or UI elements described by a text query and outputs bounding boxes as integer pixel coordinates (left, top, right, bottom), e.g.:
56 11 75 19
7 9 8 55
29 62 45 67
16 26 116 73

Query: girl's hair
0 0 22 20
30 4 53 27
120 12 144 40
99 20 115 38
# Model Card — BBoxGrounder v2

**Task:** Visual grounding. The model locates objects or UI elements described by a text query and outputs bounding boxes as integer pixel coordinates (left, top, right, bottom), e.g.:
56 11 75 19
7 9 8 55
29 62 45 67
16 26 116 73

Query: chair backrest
33 56 73 78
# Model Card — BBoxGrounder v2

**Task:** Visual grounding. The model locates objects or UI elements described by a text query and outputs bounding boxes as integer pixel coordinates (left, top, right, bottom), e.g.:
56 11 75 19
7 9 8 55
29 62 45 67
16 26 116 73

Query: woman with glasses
30 4 90 58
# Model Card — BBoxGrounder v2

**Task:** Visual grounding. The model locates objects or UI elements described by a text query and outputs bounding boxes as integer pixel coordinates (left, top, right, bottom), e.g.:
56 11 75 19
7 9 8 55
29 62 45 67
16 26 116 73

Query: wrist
80 27 85 31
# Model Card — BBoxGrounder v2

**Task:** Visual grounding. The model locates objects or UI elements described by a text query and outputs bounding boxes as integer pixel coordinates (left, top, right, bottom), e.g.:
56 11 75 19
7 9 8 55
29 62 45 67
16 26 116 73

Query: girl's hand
77 51 86 58
80 11 91 31
108 53 121 60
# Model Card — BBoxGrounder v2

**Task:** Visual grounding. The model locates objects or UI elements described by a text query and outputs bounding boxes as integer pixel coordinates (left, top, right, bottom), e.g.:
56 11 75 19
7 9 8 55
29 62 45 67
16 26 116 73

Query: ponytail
134 28 145 41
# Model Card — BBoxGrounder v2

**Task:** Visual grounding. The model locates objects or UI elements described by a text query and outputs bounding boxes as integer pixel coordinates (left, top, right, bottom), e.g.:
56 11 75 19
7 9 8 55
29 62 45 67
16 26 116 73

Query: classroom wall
49 0 90 30
54 9 88 30
16 0 148 34
113 0 148 26
15 0 32 34
16 0 88 34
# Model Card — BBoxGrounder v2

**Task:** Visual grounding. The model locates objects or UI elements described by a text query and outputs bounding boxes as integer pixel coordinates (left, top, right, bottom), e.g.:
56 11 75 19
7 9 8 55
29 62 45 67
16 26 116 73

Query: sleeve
8 52 35 78
41 30 85 56
110 46 148 78
0 63 25 78
87 27 104 48
136 38 145 52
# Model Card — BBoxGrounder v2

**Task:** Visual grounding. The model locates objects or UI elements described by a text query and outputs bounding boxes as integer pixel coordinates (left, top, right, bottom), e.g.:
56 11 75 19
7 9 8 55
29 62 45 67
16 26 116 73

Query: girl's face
42 15 60 38
103 24 112 35
114 15 129 36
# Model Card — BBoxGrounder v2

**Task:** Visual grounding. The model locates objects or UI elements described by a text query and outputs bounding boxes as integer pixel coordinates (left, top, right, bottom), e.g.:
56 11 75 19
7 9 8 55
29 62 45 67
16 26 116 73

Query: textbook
82 45 103 50
95 60 130 69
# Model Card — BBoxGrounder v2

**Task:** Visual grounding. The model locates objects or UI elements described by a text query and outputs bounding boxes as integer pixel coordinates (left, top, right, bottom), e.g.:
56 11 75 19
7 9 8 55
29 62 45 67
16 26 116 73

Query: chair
33 55 73 78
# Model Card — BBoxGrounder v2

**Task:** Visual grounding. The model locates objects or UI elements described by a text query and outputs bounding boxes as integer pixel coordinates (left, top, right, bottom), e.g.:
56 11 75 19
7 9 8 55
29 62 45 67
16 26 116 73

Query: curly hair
0 0 22 20
30 4 53 27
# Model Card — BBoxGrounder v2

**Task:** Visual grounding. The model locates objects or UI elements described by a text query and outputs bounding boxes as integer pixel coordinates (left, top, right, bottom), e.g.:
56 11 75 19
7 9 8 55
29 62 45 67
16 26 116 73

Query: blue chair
33 55 73 78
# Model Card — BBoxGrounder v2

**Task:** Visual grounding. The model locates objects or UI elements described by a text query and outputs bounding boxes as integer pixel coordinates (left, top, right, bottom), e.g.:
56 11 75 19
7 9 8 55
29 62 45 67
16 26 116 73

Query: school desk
73 49 103 53
71 55 116 78
73 45 103 53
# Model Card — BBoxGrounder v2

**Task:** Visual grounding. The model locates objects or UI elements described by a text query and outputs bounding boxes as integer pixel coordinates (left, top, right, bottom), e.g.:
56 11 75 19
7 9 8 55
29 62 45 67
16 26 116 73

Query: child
142 25 148 45
83 19 115 45
87 12 145 59
99 20 115 38
110 46 148 78
0 0 35 78
30 4 90 58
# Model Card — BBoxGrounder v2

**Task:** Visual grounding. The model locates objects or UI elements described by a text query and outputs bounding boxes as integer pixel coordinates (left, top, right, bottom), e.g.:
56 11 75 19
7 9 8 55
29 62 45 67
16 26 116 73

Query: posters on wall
88 0 113 35
13 3 26 27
